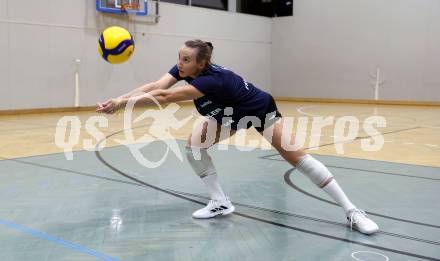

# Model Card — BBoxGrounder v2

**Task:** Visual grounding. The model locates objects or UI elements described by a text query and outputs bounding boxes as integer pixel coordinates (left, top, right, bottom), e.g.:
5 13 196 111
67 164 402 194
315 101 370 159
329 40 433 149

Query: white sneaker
192 198 235 219
347 209 379 235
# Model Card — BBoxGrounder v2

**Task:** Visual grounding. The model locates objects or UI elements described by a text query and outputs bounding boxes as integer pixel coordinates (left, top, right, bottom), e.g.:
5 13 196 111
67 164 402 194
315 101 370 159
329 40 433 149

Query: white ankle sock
201 174 227 201
322 179 356 213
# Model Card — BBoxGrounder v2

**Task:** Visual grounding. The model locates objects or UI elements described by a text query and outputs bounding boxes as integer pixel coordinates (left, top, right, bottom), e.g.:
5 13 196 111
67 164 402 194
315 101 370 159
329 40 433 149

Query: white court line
351 251 389 261
296 105 320 117
403 142 439 148
295 105 440 149
295 104 440 129
419 124 440 129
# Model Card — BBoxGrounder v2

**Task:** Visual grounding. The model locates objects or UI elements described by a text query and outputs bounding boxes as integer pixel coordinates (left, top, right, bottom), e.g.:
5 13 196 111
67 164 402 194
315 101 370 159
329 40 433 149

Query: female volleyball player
97 40 379 235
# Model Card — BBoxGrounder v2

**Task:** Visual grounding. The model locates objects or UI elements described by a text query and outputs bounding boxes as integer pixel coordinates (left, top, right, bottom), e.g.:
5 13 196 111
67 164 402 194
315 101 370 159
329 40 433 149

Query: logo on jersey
207 108 223 117
243 79 250 90
200 100 212 108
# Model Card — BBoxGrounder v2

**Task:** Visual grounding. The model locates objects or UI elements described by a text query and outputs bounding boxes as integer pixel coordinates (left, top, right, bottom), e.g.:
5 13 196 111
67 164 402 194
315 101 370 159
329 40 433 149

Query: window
160 0 227 11
161 0 188 5
158 0 293 16
238 0 293 17
191 0 228 11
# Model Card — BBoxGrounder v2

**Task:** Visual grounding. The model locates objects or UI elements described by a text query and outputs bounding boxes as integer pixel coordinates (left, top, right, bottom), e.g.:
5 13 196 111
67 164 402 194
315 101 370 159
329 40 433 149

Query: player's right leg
186 118 236 219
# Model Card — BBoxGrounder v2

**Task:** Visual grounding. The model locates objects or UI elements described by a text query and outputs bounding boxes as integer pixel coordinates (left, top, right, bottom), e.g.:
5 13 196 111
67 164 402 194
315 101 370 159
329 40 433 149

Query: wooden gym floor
1 101 439 167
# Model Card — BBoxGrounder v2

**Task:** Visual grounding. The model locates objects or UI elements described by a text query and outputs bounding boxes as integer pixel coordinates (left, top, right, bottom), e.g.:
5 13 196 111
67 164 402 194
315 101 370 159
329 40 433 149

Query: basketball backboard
96 0 148 16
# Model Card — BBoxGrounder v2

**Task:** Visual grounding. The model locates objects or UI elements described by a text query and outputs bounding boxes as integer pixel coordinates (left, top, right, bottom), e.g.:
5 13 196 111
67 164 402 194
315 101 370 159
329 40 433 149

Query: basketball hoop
121 3 140 12
96 0 158 21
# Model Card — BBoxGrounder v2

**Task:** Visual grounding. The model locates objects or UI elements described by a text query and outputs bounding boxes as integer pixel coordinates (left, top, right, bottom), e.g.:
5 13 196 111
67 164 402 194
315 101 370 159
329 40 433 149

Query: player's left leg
260 118 379 234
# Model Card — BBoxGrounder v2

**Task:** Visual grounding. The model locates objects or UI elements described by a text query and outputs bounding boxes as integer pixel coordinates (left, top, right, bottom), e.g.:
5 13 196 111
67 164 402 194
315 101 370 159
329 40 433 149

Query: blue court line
0 219 121 261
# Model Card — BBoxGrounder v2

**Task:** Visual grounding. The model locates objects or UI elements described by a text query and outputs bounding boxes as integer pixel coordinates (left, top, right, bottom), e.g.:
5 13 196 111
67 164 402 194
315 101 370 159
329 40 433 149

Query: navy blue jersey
168 64 281 131
169 64 270 114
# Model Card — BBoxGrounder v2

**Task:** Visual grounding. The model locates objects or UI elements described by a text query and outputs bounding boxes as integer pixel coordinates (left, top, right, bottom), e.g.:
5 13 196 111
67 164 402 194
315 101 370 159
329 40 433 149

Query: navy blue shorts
194 95 282 133
252 95 282 132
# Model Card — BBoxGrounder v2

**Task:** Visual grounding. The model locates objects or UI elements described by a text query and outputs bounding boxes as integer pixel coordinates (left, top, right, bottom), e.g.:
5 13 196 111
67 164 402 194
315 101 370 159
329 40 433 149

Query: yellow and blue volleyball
98 26 134 64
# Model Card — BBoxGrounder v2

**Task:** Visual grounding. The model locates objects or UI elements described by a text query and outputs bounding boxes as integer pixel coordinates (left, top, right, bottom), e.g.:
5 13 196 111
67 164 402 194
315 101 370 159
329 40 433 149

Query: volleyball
98 26 134 64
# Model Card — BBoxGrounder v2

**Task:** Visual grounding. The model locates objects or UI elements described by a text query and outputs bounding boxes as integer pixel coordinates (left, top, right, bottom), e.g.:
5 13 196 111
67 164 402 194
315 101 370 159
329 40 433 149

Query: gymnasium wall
2 0 439 110
271 0 440 102
0 1 272 110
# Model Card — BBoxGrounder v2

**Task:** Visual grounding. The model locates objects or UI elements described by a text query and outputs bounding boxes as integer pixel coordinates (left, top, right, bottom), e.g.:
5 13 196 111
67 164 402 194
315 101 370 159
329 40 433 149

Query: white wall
2 0 439 110
272 0 440 101
0 1 272 109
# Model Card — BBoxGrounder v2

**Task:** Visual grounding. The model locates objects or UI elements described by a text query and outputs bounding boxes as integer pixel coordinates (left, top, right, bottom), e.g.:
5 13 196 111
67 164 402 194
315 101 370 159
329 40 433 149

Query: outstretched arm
96 84 204 114
97 73 179 113
118 73 178 99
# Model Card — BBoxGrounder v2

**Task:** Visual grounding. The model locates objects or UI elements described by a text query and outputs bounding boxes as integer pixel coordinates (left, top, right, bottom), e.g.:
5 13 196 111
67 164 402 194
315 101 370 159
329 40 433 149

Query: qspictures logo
54 96 386 168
